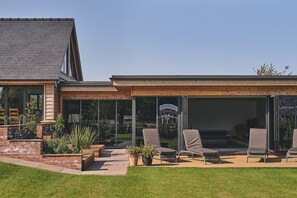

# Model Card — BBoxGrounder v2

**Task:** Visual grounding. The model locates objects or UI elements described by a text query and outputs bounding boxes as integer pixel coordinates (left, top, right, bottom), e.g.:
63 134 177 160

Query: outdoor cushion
142 128 177 163
188 148 219 156
247 147 267 155
287 147 297 154
156 147 176 154
180 129 221 164
143 128 161 147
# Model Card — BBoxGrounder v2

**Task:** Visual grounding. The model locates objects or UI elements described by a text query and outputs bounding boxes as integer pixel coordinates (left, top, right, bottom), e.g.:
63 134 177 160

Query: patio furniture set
142 128 297 165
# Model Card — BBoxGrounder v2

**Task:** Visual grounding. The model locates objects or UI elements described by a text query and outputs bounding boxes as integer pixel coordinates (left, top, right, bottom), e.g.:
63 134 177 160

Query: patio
2 148 297 176
143 153 297 168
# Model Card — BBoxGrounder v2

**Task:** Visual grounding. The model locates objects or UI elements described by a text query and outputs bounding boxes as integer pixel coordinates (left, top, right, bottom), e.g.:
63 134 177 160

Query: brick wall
0 126 83 171
41 154 82 170
1 140 42 161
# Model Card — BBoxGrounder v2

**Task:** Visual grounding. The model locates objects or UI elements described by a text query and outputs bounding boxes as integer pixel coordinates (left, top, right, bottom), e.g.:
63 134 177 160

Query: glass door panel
279 96 296 149
158 97 179 149
116 100 132 146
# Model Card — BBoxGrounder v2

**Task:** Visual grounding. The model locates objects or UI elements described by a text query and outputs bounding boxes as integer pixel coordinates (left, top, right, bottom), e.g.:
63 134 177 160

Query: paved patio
0 148 129 175
142 154 297 168
1 149 297 176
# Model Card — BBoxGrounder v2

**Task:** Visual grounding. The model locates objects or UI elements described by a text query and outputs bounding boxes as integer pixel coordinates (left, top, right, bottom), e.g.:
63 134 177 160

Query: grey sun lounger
247 128 268 163
178 129 221 164
142 128 177 163
286 129 297 162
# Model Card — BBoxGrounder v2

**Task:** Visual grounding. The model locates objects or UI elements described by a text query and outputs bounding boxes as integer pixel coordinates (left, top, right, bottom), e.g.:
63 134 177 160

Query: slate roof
0 18 79 80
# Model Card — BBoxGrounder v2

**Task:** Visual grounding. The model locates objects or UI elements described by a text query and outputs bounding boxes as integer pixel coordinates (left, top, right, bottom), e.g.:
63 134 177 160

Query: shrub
24 100 40 138
141 145 157 158
68 126 98 153
126 146 142 156
44 137 72 154
53 114 65 138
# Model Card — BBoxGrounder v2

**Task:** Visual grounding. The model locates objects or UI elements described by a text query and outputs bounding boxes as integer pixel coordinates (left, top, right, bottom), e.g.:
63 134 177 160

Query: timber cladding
60 90 132 100
130 86 297 96
44 83 56 121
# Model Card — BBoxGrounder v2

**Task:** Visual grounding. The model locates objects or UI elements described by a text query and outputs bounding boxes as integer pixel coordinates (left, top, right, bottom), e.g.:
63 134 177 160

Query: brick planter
0 125 94 171
41 154 83 170
82 154 95 171
83 144 105 157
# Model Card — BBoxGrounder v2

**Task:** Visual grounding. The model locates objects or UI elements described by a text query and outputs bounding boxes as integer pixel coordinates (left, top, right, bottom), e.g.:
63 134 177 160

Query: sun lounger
178 129 221 164
286 129 297 162
142 128 177 164
247 128 268 163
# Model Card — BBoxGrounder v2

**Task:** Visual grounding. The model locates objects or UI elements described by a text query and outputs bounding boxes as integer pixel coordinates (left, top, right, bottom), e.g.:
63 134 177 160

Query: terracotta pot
129 154 139 166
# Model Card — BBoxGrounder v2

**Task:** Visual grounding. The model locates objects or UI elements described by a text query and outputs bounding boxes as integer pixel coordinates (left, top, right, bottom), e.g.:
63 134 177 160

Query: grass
116 133 132 141
1 162 297 198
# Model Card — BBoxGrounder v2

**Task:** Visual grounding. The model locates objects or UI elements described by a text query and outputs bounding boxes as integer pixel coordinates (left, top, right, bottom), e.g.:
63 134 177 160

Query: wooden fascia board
61 91 132 100
112 79 297 87
60 86 118 92
70 27 83 81
130 86 297 96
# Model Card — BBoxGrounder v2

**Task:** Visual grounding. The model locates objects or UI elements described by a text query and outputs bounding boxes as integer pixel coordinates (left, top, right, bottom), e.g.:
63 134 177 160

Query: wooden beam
61 90 132 100
113 79 297 87
60 86 117 92
131 86 297 96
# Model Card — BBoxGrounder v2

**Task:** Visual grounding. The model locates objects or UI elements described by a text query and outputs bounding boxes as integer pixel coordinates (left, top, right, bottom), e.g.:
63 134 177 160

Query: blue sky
1 0 297 80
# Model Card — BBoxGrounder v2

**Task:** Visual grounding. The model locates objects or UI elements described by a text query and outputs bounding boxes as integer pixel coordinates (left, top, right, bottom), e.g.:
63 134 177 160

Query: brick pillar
36 123 54 141
0 127 8 141
36 124 43 139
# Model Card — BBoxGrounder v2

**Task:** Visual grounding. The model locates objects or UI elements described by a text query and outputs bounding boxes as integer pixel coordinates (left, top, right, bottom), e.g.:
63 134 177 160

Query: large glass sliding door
99 101 116 144
63 100 132 146
188 97 266 148
117 100 132 146
158 97 179 149
135 96 180 149
279 96 297 149
136 97 156 145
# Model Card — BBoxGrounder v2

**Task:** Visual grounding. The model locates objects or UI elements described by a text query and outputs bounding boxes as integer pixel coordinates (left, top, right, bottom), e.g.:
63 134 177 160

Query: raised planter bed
41 153 83 170
82 154 95 171
83 144 105 157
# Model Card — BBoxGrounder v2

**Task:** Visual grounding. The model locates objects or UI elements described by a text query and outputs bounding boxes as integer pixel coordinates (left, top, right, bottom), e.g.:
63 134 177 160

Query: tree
254 63 292 76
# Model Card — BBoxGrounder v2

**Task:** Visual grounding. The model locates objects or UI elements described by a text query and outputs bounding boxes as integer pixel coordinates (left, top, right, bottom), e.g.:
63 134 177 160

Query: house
0 18 83 125
1 18 297 153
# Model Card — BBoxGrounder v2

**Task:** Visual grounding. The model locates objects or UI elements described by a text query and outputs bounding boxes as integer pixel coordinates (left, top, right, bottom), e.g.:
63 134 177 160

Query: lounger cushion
143 128 161 147
156 147 176 154
288 147 297 154
189 148 219 156
247 147 267 155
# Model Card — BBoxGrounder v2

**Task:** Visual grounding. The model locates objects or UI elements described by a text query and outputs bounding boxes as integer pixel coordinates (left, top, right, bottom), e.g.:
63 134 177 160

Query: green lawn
1 162 297 198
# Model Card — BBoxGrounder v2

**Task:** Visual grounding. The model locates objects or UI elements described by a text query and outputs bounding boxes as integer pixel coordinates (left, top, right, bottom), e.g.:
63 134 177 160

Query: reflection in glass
279 96 296 149
99 101 116 145
158 97 178 149
0 86 43 125
117 100 132 146
136 97 156 146
63 100 80 131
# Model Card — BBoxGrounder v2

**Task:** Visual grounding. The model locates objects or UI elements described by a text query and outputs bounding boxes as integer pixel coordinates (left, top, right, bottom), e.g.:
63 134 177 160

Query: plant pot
142 156 153 166
129 154 139 166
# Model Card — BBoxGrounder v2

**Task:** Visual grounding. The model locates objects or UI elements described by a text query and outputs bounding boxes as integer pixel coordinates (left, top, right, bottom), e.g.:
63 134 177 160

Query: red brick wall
41 154 82 170
0 127 8 141
0 126 83 171
1 140 42 161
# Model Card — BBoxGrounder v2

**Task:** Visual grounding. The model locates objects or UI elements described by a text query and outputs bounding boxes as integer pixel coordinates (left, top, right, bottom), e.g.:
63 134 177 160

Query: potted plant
141 145 157 166
127 146 141 166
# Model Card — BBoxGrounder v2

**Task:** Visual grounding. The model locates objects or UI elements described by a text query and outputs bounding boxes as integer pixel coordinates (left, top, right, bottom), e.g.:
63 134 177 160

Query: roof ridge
0 18 74 21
